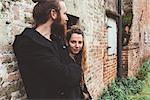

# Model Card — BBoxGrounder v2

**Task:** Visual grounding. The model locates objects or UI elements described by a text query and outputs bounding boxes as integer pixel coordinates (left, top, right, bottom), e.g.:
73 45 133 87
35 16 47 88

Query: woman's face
68 33 84 55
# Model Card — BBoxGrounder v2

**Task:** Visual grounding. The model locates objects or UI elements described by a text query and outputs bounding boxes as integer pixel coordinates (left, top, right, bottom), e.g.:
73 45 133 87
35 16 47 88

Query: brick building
0 0 150 99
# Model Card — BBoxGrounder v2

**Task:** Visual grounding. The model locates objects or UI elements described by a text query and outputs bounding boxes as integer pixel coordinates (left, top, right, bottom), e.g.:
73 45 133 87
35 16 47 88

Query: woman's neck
69 53 76 62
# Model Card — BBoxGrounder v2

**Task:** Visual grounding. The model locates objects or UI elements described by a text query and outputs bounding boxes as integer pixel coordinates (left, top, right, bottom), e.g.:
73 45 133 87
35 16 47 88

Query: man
13 0 82 99
65 26 92 100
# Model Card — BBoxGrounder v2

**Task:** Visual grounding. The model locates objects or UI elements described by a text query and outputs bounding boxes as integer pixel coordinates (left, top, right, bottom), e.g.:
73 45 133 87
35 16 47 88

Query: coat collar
22 28 57 50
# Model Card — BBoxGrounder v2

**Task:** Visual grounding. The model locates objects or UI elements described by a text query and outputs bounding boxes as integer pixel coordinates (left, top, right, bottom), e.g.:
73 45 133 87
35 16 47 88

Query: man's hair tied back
32 0 45 3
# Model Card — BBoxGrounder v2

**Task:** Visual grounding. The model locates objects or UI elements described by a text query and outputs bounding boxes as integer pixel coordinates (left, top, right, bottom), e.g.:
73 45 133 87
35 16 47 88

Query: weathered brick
7 71 20 82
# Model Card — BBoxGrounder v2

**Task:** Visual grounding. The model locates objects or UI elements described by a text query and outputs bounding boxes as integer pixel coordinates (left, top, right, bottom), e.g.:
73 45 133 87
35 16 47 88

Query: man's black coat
13 28 82 99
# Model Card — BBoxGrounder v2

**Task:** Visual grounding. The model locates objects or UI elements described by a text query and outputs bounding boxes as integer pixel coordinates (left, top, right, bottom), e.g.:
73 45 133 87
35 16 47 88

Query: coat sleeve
13 37 82 87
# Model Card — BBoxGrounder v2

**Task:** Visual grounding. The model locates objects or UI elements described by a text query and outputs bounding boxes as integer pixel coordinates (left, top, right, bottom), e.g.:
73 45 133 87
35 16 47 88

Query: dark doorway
67 14 79 29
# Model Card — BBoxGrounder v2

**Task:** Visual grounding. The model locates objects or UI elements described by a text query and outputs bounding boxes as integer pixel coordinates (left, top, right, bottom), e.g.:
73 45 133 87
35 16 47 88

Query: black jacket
13 28 82 99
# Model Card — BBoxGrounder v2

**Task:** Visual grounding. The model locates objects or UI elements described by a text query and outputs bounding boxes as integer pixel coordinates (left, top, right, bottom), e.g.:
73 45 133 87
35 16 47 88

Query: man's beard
51 20 66 41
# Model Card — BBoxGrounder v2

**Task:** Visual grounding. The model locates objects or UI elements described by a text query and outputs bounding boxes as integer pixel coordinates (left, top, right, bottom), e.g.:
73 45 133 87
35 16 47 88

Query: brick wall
127 44 140 77
121 0 150 77
122 46 128 77
127 0 150 77
0 0 34 99
103 0 118 86
143 0 150 60
103 55 117 85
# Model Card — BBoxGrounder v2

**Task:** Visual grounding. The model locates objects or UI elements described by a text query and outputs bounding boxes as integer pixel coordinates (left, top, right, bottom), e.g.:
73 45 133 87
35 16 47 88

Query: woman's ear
50 9 57 20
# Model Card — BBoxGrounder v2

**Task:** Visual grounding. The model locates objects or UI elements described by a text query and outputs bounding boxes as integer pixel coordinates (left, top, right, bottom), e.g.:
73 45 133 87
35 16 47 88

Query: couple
13 0 91 99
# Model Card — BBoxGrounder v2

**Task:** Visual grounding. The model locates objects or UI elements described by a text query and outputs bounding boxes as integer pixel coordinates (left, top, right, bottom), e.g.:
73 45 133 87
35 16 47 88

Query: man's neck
36 21 52 41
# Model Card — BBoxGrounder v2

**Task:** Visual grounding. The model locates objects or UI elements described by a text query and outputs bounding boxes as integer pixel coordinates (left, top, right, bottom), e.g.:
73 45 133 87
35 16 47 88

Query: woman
65 26 92 100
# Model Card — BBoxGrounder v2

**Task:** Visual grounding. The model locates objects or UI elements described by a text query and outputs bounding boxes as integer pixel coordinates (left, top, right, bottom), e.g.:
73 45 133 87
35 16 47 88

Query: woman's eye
71 41 76 44
78 41 83 44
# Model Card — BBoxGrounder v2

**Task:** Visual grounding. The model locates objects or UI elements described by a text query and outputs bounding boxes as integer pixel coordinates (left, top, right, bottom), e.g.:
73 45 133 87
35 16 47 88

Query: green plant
143 61 150 72
99 60 150 100
137 60 150 80
122 10 133 28
99 77 144 100
109 81 127 100
99 88 111 100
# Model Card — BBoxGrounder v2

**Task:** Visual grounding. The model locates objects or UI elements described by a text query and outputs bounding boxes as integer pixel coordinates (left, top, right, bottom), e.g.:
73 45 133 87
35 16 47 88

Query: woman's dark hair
66 26 84 42
32 0 61 27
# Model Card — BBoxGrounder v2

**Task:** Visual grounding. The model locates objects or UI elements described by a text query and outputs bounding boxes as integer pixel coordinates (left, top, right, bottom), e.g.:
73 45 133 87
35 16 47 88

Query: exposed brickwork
0 0 34 99
103 55 117 85
127 44 140 77
126 0 150 77
122 46 128 77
